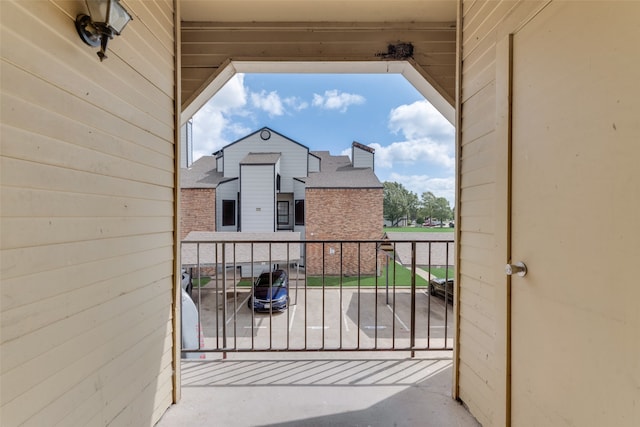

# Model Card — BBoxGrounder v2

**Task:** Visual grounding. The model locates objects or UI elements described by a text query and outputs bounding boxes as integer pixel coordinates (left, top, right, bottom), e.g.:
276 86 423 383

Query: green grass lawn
191 277 211 288
305 264 428 287
214 265 438 288
422 266 454 279
384 226 453 233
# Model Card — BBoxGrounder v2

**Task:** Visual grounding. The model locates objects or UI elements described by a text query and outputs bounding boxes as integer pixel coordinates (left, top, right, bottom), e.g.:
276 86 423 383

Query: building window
277 201 289 225
222 200 235 226
295 200 305 225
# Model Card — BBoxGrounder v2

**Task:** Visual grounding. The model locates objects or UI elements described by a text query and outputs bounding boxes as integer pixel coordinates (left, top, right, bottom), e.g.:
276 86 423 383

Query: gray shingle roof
180 156 226 188
306 151 382 189
181 149 381 189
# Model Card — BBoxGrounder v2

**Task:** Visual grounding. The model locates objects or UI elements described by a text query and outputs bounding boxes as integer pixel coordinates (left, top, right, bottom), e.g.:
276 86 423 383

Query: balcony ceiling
180 1 457 23
179 0 457 120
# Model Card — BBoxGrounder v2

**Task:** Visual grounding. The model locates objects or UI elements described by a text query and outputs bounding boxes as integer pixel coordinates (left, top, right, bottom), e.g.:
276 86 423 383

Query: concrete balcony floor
156 351 479 427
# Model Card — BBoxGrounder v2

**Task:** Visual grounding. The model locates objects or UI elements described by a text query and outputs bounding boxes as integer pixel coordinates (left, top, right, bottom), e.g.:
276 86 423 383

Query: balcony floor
156 352 479 427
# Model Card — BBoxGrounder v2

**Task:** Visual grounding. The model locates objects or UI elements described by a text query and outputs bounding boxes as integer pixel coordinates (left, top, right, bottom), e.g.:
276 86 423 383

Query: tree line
383 181 453 226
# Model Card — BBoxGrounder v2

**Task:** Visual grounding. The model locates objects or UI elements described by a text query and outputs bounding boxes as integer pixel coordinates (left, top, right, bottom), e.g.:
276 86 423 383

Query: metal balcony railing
180 239 454 357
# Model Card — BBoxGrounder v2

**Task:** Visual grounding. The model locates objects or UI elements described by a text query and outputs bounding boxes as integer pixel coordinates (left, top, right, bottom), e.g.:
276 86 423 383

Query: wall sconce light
75 0 132 61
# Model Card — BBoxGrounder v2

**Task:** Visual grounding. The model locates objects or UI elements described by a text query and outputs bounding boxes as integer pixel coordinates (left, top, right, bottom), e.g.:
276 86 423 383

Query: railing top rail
181 239 454 244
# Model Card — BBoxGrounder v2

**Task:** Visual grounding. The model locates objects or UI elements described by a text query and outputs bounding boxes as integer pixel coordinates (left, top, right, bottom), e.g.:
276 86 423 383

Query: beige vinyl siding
457 1 547 426
1 0 176 426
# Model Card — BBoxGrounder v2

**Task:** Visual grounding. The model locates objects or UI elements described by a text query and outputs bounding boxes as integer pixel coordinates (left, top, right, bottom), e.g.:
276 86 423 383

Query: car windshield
255 273 285 287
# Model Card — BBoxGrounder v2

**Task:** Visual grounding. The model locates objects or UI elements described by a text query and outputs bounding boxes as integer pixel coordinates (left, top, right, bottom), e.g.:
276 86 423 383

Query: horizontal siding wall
457 1 547 426
0 0 176 426
240 165 275 232
223 133 308 192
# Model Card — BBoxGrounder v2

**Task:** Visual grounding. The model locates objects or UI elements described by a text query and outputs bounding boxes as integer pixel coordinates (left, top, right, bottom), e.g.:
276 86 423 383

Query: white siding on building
240 165 275 232
224 132 308 192
308 153 320 172
180 121 193 169
352 145 374 170
0 1 176 426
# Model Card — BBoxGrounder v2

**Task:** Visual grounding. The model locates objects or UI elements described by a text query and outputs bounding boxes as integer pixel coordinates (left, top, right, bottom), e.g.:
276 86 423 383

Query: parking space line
341 299 350 332
288 304 297 333
227 293 252 325
386 304 409 331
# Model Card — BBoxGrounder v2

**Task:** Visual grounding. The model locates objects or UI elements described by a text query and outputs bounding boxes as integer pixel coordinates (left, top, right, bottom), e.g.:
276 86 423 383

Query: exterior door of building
509 3 639 426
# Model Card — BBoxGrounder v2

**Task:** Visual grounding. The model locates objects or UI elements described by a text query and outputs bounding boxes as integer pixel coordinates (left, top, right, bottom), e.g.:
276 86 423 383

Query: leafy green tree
421 191 436 222
432 197 452 226
383 181 416 226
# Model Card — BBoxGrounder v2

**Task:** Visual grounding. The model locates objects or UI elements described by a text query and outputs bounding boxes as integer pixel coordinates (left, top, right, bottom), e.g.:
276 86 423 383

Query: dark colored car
429 278 454 302
248 270 289 312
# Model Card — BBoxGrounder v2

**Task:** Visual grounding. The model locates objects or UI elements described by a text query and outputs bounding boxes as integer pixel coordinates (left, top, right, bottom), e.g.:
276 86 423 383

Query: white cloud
368 139 454 170
284 96 309 111
251 90 285 117
191 74 250 160
312 89 365 112
388 100 454 141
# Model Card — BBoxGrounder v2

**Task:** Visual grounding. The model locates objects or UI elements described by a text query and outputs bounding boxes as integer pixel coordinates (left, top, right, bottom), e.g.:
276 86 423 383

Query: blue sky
191 73 455 205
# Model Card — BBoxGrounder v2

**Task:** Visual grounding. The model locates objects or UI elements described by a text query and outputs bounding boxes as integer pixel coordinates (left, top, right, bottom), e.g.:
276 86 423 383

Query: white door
510 3 640 426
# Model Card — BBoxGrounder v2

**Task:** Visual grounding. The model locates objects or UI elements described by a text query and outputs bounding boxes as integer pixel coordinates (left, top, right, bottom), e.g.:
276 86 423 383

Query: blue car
248 270 289 312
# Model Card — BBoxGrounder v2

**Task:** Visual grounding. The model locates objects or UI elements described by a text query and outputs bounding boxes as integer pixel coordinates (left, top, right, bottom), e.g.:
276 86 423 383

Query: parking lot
191 279 454 356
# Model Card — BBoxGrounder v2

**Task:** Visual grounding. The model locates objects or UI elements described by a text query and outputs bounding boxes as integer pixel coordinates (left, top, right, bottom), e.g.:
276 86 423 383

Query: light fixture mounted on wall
75 0 132 61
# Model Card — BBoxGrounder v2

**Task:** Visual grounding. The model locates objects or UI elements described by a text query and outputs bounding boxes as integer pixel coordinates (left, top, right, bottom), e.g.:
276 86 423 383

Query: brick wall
180 188 215 239
305 188 383 275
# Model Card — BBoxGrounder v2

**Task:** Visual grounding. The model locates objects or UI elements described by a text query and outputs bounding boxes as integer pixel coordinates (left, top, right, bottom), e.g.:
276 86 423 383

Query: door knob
505 261 527 277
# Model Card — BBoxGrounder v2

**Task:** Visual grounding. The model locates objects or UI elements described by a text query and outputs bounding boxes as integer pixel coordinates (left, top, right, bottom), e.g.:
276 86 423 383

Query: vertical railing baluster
196 243 202 352
339 242 343 350
221 242 227 357
427 242 432 349
321 242 325 350
392 242 397 350
444 241 450 349
286 242 290 351
214 243 219 350
304 242 308 351
269 243 273 350
357 242 361 351
233 243 237 350
374 242 378 349
250 243 254 351
410 241 416 358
